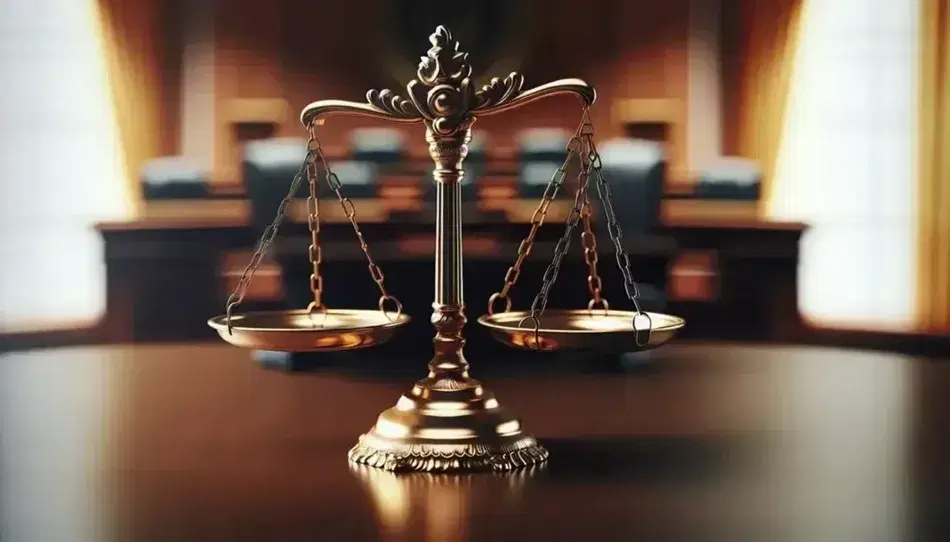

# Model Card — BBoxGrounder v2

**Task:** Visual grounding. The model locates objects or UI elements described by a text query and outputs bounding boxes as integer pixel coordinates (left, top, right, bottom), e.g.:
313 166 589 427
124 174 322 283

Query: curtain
0 0 170 332
917 0 950 332
770 0 920 329
731 0 804 211
96 0 170 211
0 0 131 331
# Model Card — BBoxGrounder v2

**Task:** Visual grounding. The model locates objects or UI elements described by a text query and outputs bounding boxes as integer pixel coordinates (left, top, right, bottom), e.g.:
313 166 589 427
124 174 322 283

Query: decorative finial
405 26 476 136
359 26 542 137
416 26 473 86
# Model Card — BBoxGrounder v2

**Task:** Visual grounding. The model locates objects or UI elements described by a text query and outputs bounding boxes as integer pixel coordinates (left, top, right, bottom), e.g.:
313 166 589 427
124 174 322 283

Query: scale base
347 375 548 472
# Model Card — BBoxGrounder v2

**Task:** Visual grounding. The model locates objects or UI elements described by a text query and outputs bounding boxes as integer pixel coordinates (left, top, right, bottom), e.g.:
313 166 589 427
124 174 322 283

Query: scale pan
208 309 410 352
477 309 685 352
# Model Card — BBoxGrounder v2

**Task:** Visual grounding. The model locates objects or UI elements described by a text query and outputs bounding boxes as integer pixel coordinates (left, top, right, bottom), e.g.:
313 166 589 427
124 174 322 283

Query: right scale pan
479 107 686 354
477 309 685 353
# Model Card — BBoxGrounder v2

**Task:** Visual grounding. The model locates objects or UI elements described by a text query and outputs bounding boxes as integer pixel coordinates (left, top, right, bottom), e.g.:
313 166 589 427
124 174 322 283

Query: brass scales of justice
208 26 685 473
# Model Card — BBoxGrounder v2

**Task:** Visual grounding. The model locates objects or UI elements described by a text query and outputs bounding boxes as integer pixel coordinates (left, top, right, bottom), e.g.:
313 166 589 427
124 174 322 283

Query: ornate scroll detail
400 26 592 136
348 434 549 473
365 88 419 119
475 72 525 110
407 26 477 136
428 378 469 391
300 25 595 133
416 26 473 85
350 463 545 486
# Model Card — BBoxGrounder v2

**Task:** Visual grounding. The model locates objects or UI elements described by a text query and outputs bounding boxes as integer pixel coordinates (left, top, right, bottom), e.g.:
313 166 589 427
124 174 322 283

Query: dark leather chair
465 130 487 195
516 128 571 198
695 157 761 201
589 138 668 313
326 160 379 198
593 138 666 234
240 137 375 323
140 156 209 200
242 138 382 233
241 138 310 236
349 127 406 168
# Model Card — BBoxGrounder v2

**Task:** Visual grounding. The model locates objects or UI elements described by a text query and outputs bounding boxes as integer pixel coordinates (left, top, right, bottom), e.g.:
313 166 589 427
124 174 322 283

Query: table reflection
350 464 541 542
0 342 946 541
0 347 116 542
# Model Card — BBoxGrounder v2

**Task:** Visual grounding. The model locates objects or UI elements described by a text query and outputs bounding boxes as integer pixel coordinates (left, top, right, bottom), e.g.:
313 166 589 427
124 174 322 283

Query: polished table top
1 342 948 541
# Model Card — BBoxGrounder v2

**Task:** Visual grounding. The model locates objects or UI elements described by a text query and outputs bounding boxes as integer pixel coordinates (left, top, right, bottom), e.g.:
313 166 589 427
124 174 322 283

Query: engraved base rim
348 433 549 472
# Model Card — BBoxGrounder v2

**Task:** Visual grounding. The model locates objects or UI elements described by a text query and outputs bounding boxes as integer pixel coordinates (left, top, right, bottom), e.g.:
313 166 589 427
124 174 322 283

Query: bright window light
770 0 919 329
0 0 130 330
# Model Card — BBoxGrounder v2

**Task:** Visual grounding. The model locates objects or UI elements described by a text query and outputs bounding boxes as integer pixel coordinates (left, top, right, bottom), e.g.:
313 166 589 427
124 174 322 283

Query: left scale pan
210 102 411 354
208 309 411 352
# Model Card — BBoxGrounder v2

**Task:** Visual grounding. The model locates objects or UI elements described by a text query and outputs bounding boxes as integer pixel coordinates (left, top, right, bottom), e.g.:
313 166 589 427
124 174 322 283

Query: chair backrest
463 130 486 193
696 157 761 200
327 160 378 199
242 138 308 235
517 128 570 162
467 130 487 164
349 128 406 165
140 156 208 200
517 128 571 197
593 138 666 234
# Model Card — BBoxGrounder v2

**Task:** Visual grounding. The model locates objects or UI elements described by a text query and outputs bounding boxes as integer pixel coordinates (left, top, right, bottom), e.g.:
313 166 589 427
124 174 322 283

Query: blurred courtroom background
0 0 948 354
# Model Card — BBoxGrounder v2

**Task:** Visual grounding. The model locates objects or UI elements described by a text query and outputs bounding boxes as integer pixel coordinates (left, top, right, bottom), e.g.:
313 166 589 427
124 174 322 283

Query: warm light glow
495 420 521 436
771 0 919 328
415 428 478 440
395 396 417 411
353 468 412 534
375 418 411 439
426 480 468 542
571 317 628 331
0 0 130 329
423 401 480 417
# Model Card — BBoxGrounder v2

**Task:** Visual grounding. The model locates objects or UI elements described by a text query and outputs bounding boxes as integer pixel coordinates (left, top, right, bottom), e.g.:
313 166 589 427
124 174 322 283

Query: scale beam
300 26 595 130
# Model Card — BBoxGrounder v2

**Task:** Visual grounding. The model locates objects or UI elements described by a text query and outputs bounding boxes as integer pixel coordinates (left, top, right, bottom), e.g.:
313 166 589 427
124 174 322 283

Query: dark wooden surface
96 217 805 346
1 341 949 541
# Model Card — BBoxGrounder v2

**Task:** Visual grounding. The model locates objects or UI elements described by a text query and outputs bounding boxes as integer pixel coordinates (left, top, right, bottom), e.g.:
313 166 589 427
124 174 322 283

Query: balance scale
208 26 685 473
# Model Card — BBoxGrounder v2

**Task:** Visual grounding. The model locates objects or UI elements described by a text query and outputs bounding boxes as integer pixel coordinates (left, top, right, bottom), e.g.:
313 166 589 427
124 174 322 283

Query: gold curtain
917 0 950 332
92 0 170 211
732 0 805 215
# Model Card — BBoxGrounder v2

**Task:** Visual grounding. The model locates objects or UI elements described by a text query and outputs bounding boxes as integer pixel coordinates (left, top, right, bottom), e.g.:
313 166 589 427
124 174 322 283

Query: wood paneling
721 0 803 210
204 0 695 185
96 0 778 197
917 0 950 332
719 0 742 156
97 0 181 203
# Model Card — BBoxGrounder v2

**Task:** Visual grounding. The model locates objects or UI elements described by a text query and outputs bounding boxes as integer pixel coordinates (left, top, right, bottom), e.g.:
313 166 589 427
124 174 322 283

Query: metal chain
580 195 607 313
308 123 403 320
522 111 596 323
516 162 592 349
519 125 595 343
515 107 652 347
305 126 324 314
486 120 588 315
225 136 318 333
584 121 652 346
585 136 641 314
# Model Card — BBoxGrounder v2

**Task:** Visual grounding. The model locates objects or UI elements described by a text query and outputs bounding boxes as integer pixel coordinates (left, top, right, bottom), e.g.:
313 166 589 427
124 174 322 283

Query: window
0 0 130 330
770 0 919 329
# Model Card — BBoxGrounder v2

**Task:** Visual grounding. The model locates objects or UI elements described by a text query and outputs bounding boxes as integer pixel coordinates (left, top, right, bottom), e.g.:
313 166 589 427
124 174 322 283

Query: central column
426 125 472 386
344 25 548 473
345 121 547 472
